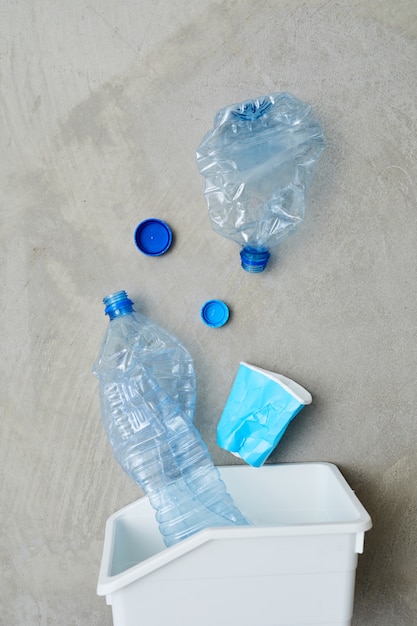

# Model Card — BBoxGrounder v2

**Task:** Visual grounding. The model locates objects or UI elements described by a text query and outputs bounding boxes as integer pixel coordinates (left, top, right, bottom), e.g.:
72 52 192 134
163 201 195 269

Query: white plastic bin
97 463 372 626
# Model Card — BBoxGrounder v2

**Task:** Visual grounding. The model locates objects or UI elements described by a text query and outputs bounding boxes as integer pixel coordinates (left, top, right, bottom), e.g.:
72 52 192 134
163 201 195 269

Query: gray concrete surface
1 1 416 624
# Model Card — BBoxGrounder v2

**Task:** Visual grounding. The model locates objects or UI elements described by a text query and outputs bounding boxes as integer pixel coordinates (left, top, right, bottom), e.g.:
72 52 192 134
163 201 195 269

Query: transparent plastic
196 92 326 272
93 291 249 547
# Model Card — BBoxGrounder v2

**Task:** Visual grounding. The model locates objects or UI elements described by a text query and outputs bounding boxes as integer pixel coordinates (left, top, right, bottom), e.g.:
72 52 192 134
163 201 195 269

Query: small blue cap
200 300 230 328
134 219 173 256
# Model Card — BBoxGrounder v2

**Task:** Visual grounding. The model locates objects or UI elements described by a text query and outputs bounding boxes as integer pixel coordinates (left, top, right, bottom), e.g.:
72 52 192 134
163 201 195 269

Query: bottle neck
104 291 134 320
240 246 270 272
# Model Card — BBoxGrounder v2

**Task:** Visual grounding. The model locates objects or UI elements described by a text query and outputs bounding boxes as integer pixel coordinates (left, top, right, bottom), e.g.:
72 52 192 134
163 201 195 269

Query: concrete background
1 1 416 624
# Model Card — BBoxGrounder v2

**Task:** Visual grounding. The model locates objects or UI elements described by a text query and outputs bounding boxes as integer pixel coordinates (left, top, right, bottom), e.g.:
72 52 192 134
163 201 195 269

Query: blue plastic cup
217 362 312 467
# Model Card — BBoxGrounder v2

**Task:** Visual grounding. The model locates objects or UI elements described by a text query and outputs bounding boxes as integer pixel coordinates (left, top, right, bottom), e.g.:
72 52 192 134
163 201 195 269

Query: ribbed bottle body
94 303 248 546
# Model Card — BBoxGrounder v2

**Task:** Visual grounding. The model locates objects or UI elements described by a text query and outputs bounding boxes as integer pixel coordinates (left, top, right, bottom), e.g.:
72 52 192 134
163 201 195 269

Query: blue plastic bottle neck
240 246 270 272
104 291 134 320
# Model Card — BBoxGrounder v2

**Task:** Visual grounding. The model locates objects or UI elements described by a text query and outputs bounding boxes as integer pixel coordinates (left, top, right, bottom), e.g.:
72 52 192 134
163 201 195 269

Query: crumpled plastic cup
217 362 312 467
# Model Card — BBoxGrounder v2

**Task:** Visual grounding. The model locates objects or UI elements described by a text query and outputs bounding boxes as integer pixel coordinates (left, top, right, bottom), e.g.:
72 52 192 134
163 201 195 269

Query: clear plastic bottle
196 92 326 272
93 291 249 547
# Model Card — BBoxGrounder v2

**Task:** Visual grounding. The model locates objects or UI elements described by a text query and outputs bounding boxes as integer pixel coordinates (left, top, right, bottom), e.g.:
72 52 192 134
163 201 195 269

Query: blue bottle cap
200 300 230 328
134 219 173 256
240 246 270 272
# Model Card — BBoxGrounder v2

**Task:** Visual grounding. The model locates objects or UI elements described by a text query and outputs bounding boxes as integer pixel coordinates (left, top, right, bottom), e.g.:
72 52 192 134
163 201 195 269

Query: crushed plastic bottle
196 92 326 272
92 291 249 547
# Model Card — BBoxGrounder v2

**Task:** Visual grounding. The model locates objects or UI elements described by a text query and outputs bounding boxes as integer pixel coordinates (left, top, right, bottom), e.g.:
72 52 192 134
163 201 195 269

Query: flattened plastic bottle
196 92 326 272
93 291 249 547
